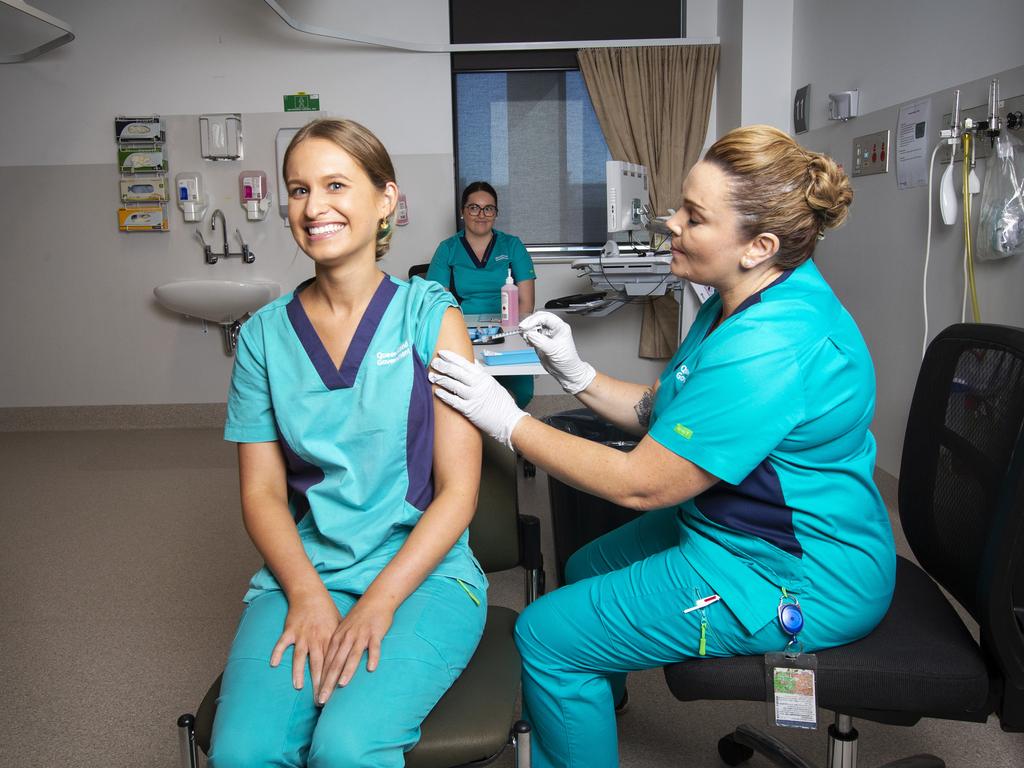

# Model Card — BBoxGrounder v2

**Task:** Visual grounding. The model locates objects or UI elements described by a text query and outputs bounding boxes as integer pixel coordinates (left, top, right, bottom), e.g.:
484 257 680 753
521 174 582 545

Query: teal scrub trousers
514 507 803 768
208 575 485 768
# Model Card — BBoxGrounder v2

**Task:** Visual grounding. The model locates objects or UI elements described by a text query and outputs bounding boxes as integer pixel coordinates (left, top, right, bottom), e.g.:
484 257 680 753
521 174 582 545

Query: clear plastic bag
976 131 1024 261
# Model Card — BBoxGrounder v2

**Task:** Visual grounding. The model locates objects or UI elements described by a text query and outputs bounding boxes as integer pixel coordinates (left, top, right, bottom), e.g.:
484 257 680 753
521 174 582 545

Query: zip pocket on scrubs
456 578 481 606
685 590 721 656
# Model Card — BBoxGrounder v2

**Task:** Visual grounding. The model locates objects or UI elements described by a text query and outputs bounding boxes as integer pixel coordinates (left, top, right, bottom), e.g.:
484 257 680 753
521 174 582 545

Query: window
454 69 611 247
448 1 684 247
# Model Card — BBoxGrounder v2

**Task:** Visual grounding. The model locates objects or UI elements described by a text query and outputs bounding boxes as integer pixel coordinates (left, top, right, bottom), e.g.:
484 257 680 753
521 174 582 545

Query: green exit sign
284 93 320 112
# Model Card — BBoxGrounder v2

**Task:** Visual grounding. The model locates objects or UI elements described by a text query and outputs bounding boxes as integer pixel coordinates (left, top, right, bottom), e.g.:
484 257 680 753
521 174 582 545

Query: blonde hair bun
704 124 854 268
805 154 853 231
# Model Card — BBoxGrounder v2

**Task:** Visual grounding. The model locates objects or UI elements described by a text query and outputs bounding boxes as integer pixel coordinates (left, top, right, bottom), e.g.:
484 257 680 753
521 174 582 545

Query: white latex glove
429 350 528 450
518 311 596 395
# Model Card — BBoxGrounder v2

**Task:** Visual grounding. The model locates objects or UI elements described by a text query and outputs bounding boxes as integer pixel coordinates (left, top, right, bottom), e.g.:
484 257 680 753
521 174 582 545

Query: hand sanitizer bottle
500 269 519 328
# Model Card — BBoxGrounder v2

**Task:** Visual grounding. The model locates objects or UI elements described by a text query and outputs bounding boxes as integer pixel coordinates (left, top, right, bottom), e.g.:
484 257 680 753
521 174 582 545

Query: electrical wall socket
852 129 890 177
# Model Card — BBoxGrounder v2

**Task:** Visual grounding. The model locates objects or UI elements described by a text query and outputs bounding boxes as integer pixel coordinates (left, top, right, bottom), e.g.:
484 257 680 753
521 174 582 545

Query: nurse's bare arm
512 416 716 511
316 307 481 702
517 278 535 317
573 374 662 437
237 441 340 690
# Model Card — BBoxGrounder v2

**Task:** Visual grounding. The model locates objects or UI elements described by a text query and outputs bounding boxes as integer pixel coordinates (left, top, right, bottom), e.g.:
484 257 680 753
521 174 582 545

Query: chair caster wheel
718 734 754 766
523 460 536 478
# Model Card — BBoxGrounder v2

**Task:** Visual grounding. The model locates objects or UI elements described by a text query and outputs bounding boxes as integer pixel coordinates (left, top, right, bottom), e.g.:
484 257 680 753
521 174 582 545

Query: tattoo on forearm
634 388 654 429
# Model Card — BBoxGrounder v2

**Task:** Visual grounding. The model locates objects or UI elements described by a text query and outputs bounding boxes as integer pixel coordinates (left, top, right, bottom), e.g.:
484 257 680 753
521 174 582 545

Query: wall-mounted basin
153 279 280 325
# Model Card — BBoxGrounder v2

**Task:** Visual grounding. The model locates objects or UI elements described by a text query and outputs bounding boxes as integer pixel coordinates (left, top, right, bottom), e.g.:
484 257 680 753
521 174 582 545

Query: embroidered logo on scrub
674 423 693 439
377 341 411 366
675 363 691 383
495 254 509 261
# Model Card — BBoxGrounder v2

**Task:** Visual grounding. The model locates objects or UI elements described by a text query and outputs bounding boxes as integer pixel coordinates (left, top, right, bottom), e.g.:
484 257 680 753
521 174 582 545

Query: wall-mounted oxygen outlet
852 130 890 177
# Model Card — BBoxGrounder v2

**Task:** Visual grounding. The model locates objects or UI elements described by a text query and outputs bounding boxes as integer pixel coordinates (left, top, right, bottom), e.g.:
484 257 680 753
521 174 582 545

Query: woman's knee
308 727 403 768
514 594 567 668
208 728 283 768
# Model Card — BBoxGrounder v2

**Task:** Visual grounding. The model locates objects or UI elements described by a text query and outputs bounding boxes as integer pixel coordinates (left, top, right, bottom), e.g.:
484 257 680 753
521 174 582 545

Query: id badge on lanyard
764 588 817 729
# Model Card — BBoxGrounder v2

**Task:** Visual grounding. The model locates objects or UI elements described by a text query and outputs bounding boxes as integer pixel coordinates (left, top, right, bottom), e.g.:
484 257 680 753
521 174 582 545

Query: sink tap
211 209 228 257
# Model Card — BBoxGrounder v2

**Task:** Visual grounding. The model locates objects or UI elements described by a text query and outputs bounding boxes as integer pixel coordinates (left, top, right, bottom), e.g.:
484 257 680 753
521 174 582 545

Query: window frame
450 53 612 254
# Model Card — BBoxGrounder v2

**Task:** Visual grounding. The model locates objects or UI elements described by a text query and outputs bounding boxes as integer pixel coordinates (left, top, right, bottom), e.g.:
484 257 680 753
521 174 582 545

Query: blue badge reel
765 590 818 729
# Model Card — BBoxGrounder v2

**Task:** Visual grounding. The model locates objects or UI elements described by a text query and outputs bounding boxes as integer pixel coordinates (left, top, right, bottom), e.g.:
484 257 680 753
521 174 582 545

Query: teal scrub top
648 261 895 640
426 229 536 315
225 275 487 602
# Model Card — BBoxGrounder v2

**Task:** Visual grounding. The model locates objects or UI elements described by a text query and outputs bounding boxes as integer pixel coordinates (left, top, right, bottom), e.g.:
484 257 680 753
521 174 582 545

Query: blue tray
480 349 540 366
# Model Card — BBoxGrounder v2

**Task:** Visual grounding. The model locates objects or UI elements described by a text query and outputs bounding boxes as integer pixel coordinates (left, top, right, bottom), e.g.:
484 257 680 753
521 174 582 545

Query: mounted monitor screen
606 161 649 234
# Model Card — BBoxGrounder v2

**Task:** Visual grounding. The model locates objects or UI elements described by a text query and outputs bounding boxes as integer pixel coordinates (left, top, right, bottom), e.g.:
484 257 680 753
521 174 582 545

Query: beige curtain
578 44 719 358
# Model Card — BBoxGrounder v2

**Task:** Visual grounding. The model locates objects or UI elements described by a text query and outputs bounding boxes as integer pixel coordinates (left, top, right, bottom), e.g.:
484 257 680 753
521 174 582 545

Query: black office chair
664 322 1024 768
409 263 431 280
178 437 543 768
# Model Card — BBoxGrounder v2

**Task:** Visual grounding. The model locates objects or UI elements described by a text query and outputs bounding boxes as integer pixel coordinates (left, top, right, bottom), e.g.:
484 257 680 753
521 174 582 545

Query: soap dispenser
500 269 519 328
239 170 272 221
175 172 207 222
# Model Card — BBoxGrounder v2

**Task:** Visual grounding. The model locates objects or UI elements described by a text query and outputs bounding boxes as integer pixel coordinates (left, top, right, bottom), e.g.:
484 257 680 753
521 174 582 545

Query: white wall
0 0 455 165
714 0 794 133
791 0 1024 133
790 0 1024 475
0 0 458 407
715 0 742 133
739 0 792 129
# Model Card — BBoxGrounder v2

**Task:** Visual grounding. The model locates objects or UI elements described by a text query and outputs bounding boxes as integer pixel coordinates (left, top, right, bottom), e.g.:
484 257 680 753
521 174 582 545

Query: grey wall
791 0 1024 474
716 0 742 134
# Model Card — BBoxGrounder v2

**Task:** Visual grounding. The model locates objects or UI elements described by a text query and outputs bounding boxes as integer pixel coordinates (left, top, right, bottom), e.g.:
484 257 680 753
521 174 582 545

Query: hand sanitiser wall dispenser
175 172 207 222
239 171 272 221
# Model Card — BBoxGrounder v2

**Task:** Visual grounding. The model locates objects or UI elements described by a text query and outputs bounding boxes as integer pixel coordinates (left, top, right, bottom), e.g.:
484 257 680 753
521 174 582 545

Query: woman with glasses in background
426 181 537 406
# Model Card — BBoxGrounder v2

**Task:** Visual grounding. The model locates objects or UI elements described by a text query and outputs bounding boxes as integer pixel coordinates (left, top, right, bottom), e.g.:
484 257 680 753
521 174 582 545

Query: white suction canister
939 161 958 226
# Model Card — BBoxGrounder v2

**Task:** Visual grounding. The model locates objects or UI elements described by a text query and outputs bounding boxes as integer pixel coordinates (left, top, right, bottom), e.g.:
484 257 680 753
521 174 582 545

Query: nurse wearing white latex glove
518 311 596 395
429 350 528 450
430 126 887 768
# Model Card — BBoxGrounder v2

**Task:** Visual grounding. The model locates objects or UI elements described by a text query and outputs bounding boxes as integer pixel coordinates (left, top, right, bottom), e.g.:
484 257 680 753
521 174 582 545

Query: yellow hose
962 132 981 321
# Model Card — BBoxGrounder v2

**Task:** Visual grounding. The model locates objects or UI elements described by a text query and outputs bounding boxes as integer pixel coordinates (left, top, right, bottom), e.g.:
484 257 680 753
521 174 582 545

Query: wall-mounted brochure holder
118 144 167 174
199 113 243 161
118 205 168 232
120 177 169 203
115 113 168 233
115 115 165 143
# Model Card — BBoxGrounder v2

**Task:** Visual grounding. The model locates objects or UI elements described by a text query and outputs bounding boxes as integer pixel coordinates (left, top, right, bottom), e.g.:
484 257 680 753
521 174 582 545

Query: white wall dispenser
199 113 243 161
828 90 860 121
175 172 208 223
239 170 272 221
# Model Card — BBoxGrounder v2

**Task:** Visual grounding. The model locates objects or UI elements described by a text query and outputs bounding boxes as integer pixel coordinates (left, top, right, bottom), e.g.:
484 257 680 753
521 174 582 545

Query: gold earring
378 217 391 234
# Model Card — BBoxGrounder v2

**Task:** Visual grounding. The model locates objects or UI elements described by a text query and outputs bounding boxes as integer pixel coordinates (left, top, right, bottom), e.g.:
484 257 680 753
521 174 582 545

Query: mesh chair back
898 324 1024 628
409 263 430 280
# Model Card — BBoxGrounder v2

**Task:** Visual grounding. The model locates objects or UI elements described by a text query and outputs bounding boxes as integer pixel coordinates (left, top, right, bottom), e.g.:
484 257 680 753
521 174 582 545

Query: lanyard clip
778 590 804 655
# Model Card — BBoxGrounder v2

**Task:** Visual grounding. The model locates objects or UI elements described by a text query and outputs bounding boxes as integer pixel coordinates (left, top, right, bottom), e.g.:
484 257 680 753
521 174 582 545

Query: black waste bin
541 409 642 586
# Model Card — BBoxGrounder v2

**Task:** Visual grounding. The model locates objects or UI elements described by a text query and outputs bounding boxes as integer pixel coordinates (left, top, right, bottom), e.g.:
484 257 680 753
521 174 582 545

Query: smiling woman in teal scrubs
429 125 897 768
208 119 486 768
427 181 537 406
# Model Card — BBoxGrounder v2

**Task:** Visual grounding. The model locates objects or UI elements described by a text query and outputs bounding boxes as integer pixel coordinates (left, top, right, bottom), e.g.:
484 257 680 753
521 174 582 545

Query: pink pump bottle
500 269 519 328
